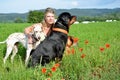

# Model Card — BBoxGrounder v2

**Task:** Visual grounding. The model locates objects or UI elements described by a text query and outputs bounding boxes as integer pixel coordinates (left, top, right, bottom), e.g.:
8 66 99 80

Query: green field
0 22 120 80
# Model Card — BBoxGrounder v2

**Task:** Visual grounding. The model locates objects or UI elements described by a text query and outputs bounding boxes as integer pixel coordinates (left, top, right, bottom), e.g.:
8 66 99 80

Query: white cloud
71 1 79 6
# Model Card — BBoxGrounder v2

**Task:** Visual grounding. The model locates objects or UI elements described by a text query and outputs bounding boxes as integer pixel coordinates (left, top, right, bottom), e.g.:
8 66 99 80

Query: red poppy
41 68 47 73
79 48 83 52
85 40 89 44
54 63 60 68
81 54 86 58
100 47 104 52
71 48 75 54
105 43 110 48
51 67 56 72
66 49 71 54
73 37 79 43
47 78 51 80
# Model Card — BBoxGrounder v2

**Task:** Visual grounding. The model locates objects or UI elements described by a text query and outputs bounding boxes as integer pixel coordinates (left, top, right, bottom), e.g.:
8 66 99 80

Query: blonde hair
42 7 55 27
44 7 55 16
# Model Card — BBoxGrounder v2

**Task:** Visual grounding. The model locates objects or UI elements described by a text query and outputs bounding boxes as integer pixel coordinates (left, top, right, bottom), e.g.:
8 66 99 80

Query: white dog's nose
38 37 41 40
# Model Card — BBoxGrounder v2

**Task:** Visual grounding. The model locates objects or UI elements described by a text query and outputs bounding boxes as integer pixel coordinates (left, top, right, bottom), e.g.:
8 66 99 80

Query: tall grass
0 22 120 80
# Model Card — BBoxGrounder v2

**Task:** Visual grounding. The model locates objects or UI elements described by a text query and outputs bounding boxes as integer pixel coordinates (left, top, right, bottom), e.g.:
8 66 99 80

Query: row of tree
14 10 44 23
14 10 120 23
78 13 120 22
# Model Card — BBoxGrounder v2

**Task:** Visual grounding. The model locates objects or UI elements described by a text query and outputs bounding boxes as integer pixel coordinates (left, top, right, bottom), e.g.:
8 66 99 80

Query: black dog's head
54 12 76 32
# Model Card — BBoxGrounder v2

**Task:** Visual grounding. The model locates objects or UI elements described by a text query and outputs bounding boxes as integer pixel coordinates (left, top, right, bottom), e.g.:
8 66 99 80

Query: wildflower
100 47 104 52
61 78 65 80
46 78 51 80
105 43 110 48
54 63 60 68
41 68 47 73
51 67 56 72
66 49 71 54
48 72 52 77
85 40 89 44
81 54 86 58
73 37 79 43
71 48 75 54
79 48 83 52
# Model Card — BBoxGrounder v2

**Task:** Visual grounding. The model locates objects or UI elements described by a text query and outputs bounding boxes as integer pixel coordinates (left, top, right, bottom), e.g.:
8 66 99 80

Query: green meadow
0 21 120 80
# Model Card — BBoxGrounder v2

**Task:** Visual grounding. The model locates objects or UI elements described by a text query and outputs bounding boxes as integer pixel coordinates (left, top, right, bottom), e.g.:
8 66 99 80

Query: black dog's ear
70 16 76 25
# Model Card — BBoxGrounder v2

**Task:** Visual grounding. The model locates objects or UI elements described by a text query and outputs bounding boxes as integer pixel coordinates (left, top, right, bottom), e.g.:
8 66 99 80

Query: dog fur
28 12 76 67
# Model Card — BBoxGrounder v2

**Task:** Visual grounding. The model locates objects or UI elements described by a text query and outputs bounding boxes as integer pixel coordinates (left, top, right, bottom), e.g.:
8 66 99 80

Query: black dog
28 12 76 67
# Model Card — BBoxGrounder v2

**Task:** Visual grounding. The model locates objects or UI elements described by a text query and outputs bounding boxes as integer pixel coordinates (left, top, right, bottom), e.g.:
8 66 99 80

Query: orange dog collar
52 28 68 35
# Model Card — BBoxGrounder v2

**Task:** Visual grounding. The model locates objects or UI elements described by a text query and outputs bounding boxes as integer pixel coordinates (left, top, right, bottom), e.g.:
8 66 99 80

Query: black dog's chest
32 32 67 56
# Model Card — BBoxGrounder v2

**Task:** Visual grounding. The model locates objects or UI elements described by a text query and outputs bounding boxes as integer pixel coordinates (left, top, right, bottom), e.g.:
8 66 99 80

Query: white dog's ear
41 26 44 31
31 31 34 35
30 26 35 35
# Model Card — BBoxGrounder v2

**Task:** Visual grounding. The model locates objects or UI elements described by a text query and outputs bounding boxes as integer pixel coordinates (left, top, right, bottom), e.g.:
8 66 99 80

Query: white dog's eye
35 31 38 33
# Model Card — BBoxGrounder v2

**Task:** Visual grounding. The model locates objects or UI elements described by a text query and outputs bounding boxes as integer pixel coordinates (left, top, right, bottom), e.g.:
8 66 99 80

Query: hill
0 8 120 22
55 8 120 16
0 13 28 23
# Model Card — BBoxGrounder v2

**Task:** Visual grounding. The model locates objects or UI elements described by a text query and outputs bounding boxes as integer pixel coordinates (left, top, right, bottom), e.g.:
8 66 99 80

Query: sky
0 0 120 13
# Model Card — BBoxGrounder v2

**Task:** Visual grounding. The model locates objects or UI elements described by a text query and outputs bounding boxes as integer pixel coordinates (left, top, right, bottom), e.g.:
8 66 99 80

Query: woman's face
45 13 55 25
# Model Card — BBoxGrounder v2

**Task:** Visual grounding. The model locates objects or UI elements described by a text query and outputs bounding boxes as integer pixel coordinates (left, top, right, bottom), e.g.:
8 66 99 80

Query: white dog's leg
11 45 18 63
25 44 32 65
25 49 32 65
3 45 14 64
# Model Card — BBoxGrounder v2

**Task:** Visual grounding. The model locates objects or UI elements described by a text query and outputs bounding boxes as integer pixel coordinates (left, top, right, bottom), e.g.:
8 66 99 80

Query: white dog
0 24 46 65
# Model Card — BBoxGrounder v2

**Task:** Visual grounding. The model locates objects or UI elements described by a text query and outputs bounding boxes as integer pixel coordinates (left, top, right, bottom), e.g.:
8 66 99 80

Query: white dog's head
33 24 46 41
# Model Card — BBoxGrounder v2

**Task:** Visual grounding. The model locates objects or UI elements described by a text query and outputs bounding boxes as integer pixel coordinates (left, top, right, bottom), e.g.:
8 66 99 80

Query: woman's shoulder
24 23 42 33
33 23 42 27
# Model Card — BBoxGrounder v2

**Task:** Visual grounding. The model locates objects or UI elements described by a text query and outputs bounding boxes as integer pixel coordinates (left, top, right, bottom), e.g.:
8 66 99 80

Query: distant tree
116 12 120 20
14 17 23 23
27 10 44 23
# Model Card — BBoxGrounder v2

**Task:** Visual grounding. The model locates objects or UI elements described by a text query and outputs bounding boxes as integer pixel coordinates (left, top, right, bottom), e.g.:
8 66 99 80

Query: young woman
24 7 55 43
